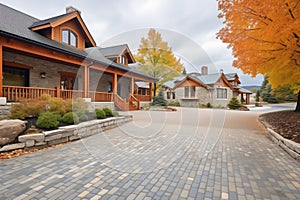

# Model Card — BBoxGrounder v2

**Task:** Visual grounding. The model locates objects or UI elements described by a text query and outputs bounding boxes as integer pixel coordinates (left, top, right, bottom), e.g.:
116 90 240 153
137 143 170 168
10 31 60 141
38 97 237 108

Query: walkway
0 108 299 200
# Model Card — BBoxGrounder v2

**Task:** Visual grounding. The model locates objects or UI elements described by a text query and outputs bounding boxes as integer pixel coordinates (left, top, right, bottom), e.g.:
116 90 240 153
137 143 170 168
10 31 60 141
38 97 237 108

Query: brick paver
0 108 299 199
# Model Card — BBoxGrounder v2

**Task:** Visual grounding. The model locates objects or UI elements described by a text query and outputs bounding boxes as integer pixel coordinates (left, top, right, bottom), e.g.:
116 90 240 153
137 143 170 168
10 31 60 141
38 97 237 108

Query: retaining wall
0 116 132 152
259 117 300 160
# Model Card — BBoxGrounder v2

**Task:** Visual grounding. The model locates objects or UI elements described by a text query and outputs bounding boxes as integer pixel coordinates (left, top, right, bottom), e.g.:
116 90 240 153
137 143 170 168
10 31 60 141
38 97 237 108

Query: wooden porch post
0 44 2 97
149 82 153 101
130 77 135 94
246 94 250 104
83 65 89 98
112 73 118 94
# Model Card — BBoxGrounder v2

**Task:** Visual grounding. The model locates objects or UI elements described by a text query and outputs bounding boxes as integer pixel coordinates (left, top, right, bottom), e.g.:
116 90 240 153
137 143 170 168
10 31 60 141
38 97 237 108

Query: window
190 86 196 97
172 92 176 99
184 86 189 98
167 92 171 99
119 55 125 65
184 86 196 98
3 66 29 86
217 88 227 99
62 29 78 47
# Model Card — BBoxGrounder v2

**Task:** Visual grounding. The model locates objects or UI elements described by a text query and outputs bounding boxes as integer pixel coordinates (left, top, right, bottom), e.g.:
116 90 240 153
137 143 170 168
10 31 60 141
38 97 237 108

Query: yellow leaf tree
135 28 184 96
217 0 300 111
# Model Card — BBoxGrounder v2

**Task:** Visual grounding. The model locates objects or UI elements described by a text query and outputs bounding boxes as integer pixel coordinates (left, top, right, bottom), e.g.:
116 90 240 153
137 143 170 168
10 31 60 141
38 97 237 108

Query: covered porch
0 37 154 111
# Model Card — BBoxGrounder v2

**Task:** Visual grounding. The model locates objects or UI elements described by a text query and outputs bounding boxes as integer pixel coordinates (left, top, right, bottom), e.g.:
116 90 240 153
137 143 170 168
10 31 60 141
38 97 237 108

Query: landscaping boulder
0 120 26 146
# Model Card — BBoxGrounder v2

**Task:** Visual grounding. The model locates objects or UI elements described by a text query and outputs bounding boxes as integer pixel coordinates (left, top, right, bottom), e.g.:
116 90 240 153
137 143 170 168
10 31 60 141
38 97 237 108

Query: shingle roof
239 88 252 94
99 44 128 57
224 73 237 81
193 73 221 85
29 12 72 28
135 82 150 89
164 72 240 89
0 3 156 81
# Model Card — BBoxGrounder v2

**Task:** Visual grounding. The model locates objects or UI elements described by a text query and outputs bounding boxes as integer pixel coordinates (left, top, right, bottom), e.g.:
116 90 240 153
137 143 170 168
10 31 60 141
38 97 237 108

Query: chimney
201 66 208 75
220 69 224 74
66 6 81 14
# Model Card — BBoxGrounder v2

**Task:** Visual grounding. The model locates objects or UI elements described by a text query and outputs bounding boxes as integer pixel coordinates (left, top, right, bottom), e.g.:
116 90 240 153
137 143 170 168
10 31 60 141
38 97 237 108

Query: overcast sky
0 0 263 85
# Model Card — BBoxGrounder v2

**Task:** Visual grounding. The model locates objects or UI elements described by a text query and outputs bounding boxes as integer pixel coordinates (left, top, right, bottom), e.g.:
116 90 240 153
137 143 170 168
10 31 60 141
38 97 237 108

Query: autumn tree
135 28 184 96
217 0 300 111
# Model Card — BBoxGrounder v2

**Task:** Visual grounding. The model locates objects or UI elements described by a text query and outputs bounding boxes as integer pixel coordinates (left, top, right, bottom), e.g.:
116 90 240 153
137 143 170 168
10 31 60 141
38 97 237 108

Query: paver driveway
1 108 299 200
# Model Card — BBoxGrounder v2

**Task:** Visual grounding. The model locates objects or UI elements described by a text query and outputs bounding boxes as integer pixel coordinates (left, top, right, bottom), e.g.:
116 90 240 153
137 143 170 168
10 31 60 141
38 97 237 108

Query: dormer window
62 29 77 47
119 55 125 65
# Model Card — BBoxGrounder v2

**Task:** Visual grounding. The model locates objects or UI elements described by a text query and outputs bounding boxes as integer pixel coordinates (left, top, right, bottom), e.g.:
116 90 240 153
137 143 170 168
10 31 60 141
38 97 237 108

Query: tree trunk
153 82 157 97
295 90 300 112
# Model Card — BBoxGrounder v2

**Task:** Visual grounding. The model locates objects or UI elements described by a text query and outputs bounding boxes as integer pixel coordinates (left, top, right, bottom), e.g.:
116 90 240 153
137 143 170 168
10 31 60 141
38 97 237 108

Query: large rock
0 120 26 146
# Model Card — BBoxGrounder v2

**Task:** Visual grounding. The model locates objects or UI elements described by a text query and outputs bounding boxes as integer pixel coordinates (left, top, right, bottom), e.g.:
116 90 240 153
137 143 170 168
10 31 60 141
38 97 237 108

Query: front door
60 72 77 90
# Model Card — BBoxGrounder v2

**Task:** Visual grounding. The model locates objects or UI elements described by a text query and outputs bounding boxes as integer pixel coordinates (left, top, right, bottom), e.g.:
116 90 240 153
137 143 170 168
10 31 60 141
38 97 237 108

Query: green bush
36 112 60 129
152 90 167 106
167 101 180 107
62 112 79 124
206 102 213 108
95 109 106 119
103 107 113 117
76 111 88 121
227 97 242 110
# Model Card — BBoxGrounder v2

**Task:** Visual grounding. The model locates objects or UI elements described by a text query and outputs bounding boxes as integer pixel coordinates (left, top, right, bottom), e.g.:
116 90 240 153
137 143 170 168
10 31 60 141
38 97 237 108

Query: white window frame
216 87 227 99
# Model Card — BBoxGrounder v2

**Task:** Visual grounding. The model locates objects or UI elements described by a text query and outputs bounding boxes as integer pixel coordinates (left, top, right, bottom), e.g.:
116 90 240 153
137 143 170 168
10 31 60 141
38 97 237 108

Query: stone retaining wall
259 117 300 160
0 116 132 152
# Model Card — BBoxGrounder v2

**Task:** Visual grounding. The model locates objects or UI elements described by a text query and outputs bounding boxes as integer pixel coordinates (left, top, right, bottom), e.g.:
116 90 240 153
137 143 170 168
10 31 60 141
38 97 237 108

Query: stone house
163 66 251 107
0 4 156 110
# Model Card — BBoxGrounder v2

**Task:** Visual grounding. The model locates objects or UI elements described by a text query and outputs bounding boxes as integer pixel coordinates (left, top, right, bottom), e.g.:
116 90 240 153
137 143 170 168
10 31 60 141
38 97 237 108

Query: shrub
152 90 167 106
94 109 106 119
227 97 242 110
95 108 106 119
76 111 88 121
62 112 79 124
206 102 213 108
9 104 27 119
36 112 60 129
167 101 180 107
72 98 90 113
112 111 119 117
103 107 113 117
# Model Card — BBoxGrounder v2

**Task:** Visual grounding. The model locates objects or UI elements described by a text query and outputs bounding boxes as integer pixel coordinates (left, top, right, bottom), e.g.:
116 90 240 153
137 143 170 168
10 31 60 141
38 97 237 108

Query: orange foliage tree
217 0 300 111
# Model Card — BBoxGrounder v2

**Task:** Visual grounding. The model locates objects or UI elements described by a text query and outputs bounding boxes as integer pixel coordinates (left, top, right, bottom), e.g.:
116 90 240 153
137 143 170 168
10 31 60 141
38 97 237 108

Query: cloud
0 0 263 86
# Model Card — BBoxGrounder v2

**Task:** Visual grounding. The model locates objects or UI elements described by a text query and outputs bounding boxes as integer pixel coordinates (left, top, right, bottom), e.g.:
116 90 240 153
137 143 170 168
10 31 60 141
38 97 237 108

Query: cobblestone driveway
1 108 299 200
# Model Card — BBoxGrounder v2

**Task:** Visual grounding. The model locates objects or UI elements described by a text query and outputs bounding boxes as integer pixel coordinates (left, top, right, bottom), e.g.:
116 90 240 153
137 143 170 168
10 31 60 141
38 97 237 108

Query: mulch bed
260 111 300 143
0 142 70 160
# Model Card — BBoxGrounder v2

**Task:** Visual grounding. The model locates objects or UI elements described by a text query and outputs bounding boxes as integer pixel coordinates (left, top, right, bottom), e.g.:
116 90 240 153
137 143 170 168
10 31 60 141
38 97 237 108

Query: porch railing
113 93 127 111
130 94 140 110
133 94 151 102
3 86 57 102
89 91 113 102
60 89 84 99
2 86 143 110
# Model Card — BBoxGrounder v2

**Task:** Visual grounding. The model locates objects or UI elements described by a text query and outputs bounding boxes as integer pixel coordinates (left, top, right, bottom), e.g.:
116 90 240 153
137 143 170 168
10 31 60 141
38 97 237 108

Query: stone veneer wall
0 116 132 152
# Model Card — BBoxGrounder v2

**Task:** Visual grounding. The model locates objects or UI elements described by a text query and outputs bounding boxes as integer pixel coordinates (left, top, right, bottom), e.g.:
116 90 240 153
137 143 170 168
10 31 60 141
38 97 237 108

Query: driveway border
259 116 300 160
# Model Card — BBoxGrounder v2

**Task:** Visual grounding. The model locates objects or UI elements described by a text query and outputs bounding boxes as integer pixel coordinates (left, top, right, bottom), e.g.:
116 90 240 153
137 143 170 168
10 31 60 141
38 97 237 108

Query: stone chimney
66 6 81 14
201 66 208 75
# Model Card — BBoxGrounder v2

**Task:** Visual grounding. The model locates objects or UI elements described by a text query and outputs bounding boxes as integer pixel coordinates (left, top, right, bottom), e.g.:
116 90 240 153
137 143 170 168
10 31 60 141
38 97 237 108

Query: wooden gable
105 45 135 66
31 11 96 50
174 76 208 89
214 74 234 89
